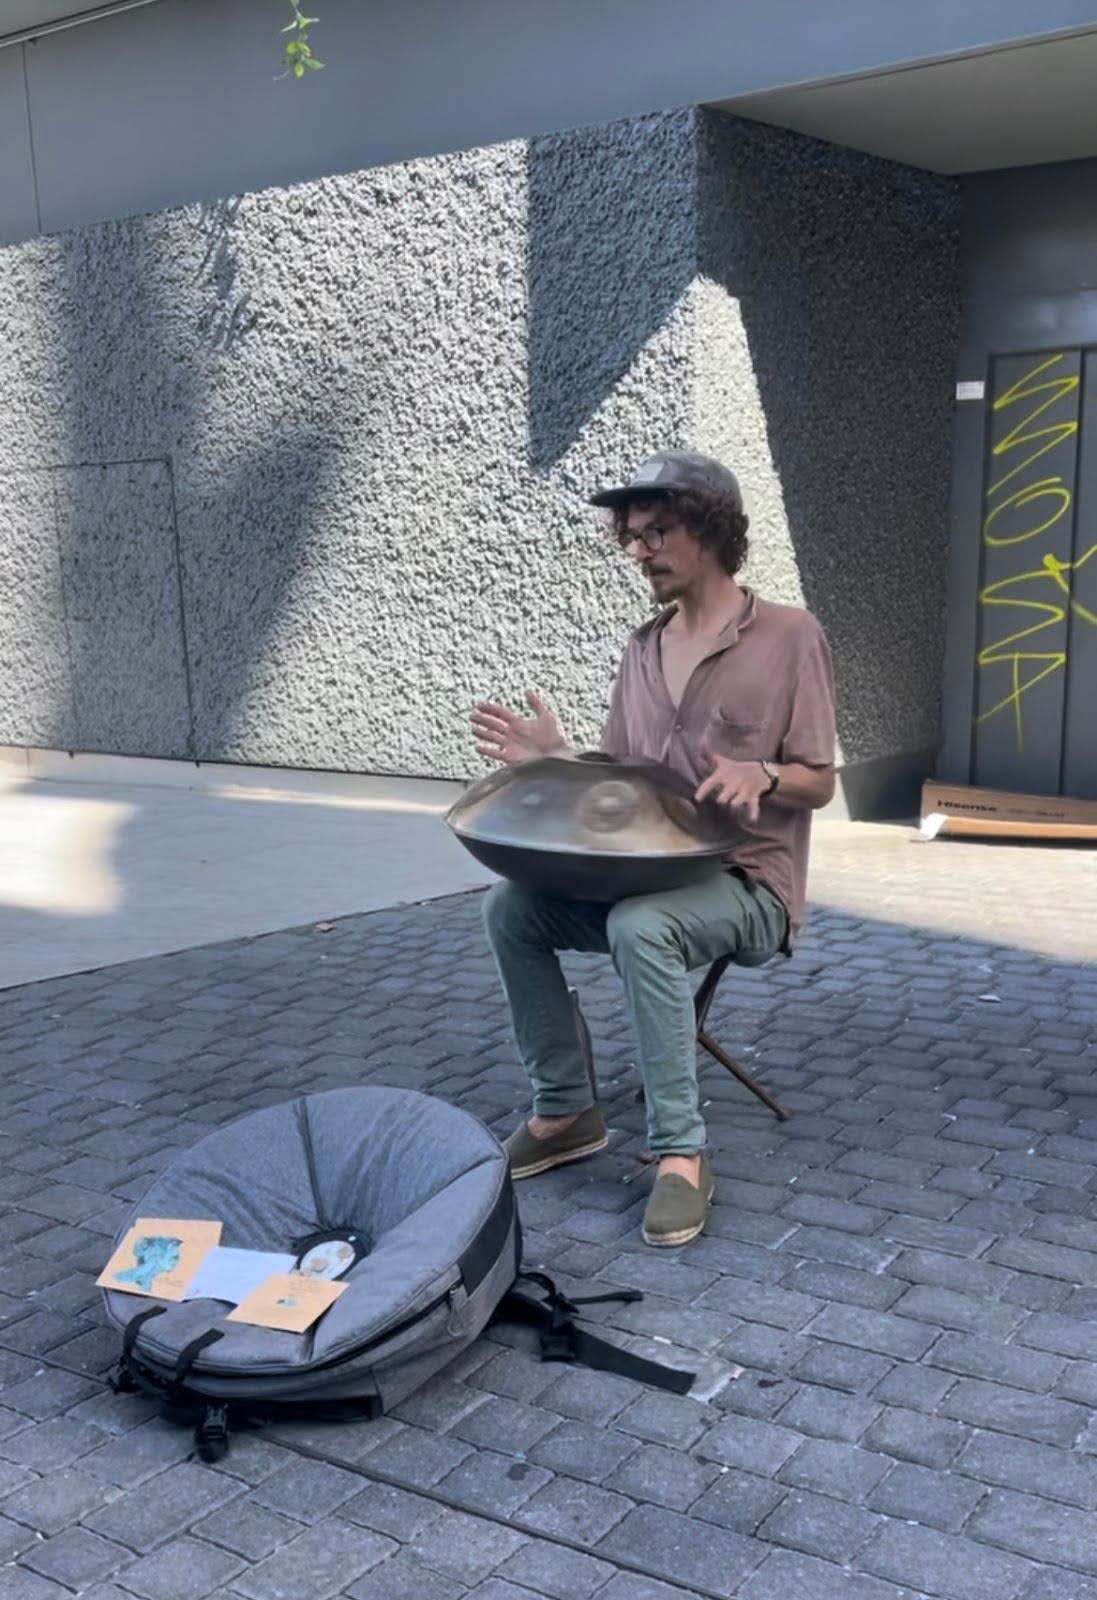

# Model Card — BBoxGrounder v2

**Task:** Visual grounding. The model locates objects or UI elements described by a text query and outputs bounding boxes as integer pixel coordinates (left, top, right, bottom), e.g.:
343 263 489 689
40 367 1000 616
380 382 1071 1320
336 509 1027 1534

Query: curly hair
609 488 750 577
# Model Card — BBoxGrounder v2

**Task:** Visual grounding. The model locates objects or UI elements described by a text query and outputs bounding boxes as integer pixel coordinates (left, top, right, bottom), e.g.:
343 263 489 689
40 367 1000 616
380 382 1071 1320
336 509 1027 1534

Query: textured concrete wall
699 114 960 765
0 108 958 788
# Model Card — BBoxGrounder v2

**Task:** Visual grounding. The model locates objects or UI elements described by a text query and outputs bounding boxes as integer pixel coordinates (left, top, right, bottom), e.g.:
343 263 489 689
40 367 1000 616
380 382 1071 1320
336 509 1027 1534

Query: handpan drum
445 752 740 902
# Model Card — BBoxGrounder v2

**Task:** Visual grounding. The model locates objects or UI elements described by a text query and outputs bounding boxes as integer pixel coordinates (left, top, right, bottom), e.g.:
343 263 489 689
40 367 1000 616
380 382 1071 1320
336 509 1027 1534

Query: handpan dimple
579 779 641 833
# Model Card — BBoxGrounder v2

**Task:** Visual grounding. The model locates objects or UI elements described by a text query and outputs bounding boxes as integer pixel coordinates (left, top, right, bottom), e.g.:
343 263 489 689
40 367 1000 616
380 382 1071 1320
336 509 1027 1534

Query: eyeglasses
616 522 671 553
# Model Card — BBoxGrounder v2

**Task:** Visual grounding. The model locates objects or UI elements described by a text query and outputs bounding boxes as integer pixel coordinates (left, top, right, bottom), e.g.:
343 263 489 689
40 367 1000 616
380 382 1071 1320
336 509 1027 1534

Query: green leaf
281 19 298 32
293 60 305 77
285 39 301 52
304 55 325 68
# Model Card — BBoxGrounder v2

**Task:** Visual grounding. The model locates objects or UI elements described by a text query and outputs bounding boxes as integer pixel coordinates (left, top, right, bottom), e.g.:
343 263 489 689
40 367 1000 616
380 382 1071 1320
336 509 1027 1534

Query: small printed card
227 1271 348 1333
182 1247 297 1306
96 1218 222 1301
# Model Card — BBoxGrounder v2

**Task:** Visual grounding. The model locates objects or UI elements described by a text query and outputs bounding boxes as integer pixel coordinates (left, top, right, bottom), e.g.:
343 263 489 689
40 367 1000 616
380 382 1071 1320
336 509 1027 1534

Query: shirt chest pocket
708 707 774 761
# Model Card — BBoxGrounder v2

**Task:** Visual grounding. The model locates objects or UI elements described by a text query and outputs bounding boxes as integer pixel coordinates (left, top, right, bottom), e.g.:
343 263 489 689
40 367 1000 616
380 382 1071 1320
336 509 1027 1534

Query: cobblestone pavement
3 837 1097 1600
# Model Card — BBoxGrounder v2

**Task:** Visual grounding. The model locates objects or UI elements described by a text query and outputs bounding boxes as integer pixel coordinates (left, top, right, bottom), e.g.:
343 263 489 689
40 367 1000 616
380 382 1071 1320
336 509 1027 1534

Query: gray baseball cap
589 449 742 511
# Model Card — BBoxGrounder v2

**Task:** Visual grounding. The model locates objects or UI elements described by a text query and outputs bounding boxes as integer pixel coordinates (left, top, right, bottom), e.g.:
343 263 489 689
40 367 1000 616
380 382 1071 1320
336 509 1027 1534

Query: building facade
2 0 1096 815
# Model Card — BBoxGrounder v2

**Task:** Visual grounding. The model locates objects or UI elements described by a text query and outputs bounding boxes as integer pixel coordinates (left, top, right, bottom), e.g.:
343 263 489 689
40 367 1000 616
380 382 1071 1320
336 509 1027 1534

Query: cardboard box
920 781 1097 841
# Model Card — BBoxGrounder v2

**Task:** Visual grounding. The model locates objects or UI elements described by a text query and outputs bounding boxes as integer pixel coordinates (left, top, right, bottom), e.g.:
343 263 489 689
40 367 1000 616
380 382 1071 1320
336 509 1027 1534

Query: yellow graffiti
976 352 1094 750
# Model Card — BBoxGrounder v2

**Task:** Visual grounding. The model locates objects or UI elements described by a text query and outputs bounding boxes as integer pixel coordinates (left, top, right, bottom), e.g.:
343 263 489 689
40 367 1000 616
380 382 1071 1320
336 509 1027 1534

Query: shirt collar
646 587 757 662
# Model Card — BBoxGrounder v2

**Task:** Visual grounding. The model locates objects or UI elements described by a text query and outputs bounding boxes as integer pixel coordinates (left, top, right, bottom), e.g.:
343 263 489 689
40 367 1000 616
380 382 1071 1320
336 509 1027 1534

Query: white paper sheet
182 1246 296 1305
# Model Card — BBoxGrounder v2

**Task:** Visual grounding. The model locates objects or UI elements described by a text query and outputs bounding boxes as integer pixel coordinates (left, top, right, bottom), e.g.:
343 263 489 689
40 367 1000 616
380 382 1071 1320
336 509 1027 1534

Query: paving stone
892 1284 1024 1340
990 1238 1097 1283
0 1512 39 1562
344 1548 466 1600
1015 1312 1097 1363
785 1260 903 1312
449 1396 559 1456
862 1407 970 1468
1022 1572 1097 1600
939 1378 1088 1446
337 1481 445 1542
18 1526 130 1588
698 1277 820 1330
528 1420 640 1483
970 1487 1097 1573
81 1417 196 1487
859 1519 1036 1600
408 1507 527 1584
534 1366 646 1426
806 1304 938 1361
367 1424 474 1487
0 1415 106 1471
1 1466 112 1534
84 1462 240 1553
232 1518 397 1600
1057 1362 1097 1407
779 1438 892 1501
689 1467 787 1535
756 1484 881 1563
780 1227 899 1274
495 1536 614 1600
469 1350 558 1404
775 1383 880 1443
251 1458 362 1523
597 1505 762 1597
695 1414 801 1475
0 1567 72 1600
192 1499 305 1560
603 1441 718 1511
437 1447 552 1516
114 1535 247 1600
735 1546 915 1600
582 1577 703 1600
518 1476 632 1544
867 1460 988 1531
871 1361 958 1413
614 1391 714 1450
462 1582 543 1600
928 1332 1066 1393
954 1430 1097 1510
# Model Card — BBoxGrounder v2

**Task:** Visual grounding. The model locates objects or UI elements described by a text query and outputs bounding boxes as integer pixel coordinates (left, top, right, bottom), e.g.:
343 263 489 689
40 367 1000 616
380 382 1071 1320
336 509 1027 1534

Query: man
471 450 836 1247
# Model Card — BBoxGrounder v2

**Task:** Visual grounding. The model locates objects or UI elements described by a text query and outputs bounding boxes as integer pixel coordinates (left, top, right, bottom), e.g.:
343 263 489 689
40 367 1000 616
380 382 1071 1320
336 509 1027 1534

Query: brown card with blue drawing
226 1272 348 1332
96 1218 223 1300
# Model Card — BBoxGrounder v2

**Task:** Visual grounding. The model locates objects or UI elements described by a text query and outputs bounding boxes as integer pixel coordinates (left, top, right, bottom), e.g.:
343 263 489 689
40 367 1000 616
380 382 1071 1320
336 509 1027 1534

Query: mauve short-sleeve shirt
600 590 837 934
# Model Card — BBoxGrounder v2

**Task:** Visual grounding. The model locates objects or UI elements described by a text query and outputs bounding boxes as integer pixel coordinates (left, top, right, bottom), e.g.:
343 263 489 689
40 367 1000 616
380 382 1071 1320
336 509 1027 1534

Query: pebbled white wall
0 108 958 787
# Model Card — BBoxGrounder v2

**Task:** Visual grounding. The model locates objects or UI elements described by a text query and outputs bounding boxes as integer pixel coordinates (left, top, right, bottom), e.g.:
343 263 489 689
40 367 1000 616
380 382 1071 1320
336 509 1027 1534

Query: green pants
482 870 788 1155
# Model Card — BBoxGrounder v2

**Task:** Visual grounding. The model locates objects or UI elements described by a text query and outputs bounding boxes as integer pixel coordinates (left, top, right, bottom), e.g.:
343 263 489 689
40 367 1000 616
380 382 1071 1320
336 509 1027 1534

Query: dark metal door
972 348 1097 798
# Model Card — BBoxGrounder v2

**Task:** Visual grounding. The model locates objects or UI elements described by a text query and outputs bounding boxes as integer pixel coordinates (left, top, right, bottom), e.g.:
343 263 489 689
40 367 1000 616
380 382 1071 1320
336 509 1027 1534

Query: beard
647 568 684 602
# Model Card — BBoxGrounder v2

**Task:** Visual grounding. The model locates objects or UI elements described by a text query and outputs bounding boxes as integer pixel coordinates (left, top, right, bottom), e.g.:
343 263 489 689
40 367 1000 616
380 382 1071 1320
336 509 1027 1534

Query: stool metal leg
697 1028 789 1120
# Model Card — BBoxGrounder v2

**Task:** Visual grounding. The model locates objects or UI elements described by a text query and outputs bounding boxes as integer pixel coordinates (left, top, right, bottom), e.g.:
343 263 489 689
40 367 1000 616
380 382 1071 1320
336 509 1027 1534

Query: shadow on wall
525 108 961 794
525 112 696 473
697 112 961 772
48 194 340 764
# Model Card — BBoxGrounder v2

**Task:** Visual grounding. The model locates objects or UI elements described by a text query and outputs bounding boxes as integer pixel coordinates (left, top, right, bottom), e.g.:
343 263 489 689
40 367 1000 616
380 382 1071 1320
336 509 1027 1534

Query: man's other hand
470 692 569 765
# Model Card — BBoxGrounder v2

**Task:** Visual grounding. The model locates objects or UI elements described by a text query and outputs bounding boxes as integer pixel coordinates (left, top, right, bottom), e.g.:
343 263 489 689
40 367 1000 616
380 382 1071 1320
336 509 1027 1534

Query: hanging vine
280 2 324 79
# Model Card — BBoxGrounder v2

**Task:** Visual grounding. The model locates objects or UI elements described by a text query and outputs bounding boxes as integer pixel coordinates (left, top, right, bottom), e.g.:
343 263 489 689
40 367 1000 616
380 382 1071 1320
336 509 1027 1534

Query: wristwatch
760 760 780 796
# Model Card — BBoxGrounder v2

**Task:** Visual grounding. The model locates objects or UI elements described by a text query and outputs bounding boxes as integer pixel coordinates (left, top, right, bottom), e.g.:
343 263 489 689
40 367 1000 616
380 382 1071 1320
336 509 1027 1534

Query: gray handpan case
103 1087 519 1421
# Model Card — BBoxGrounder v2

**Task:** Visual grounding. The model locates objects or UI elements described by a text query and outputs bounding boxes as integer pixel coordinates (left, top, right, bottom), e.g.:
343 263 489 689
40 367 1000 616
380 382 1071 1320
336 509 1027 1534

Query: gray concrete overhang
716 27 1097 173
0 1 163 50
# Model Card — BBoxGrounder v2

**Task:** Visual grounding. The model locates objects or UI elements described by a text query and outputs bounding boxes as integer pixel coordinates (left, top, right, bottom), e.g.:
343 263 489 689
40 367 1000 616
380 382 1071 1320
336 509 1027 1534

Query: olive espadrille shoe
642 1155 714 1247
504 1105 609 1180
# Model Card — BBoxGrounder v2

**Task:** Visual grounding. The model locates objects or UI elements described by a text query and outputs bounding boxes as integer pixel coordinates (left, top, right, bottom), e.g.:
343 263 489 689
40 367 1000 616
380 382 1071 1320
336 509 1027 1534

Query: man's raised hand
470 691 568 766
